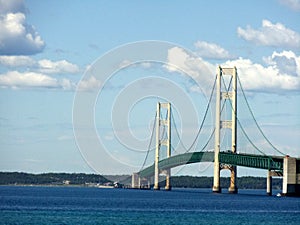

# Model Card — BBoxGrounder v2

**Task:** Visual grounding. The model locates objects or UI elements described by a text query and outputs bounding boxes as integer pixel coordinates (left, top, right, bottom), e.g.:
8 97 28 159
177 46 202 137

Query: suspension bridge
131 66 300 196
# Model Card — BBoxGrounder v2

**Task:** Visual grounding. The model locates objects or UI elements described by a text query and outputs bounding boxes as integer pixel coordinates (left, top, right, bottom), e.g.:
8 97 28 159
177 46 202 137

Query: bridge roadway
138 151 297 178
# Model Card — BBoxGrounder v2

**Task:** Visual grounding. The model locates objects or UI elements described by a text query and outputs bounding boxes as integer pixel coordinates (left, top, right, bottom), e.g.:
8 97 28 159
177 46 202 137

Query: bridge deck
139 152 284 178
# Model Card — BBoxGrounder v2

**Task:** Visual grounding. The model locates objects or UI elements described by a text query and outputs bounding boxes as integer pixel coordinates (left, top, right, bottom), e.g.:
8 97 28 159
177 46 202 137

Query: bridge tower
154 102 171 190
213 66 238 194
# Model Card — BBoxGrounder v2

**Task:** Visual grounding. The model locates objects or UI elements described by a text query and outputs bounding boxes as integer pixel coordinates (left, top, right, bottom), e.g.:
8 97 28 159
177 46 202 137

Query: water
0 186 299 225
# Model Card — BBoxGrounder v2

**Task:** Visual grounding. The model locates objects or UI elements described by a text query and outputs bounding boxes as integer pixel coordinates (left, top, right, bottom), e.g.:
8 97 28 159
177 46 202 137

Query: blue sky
0 0 300 177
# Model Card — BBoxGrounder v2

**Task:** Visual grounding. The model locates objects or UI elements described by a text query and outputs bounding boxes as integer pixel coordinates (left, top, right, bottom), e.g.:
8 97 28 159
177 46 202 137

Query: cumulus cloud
237 20 300 48
165 47 217 89
77 76 102 91
166 46 300 93
0 71 75 90
166 47 215 77
263 50 300 77
0 55 35 67
38 59 80 74
222 56 300 92
0 0 45 55
279 0 300 11
0 56 80 74
194 41 233 59
119 59 154 69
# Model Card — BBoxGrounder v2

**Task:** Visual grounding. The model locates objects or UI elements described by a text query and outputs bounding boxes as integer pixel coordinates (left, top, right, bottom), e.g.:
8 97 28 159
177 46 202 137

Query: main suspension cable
185 74 218 152
139 112 157 171
170 74 217 153
170 74 232 154
221 74 267 156
237 74 285 156
197 76 233 153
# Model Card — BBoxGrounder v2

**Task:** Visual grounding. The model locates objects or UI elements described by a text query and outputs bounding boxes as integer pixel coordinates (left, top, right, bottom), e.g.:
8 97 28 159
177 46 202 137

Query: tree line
0 172 110 185
169 176 282 189
0 172 282 189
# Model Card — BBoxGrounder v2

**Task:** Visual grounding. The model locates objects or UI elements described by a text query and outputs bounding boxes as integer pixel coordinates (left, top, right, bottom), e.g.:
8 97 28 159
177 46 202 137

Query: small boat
276 193 282 197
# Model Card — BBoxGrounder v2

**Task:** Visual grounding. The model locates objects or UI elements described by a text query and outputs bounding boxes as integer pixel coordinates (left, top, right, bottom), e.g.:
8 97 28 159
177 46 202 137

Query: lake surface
0 186 299 225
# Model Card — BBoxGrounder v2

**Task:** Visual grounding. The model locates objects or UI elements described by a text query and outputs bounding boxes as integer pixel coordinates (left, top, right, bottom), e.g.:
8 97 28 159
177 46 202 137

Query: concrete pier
267 170 272 196
282 156 300 196
131 173 140 189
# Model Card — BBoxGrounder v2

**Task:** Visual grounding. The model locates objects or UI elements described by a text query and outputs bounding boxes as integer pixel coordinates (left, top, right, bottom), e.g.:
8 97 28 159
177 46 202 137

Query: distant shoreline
0 172 283 189
0 184 114 188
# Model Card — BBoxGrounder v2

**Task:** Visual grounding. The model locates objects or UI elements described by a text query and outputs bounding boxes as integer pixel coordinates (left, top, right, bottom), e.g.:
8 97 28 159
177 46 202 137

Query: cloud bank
166 46 300 93
0 56 80 74
0 56 80 90
0 71 74 90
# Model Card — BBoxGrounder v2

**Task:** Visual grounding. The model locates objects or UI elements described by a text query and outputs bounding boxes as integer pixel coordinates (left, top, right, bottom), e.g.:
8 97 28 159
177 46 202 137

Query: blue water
0 186 299 225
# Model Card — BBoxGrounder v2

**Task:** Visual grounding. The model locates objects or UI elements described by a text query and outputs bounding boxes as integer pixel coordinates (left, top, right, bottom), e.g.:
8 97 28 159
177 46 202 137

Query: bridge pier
165 169 171 191
212 152 221 193
228 166 238 194
267 170 272 196
282 156 300 196
132 173 151 189
131 173 140 189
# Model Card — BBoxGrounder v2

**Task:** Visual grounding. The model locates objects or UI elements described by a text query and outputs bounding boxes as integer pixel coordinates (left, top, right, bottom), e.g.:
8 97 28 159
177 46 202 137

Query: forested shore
0 172 282 189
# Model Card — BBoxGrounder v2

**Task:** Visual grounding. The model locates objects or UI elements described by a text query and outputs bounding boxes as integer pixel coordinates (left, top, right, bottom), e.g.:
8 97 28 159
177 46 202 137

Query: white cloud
194 41 233 59
0 55 35 67
165 46 218 92
222 57 300 92
60 78 75 90
119 59 131 68
77 76 102 91
0 71 74 90
279 0 300 11
263 50 300 77
38 59 80 74
237 20 300 48
119 59 154 69
0 56 80 74
166 46 300 93
0 0 45 55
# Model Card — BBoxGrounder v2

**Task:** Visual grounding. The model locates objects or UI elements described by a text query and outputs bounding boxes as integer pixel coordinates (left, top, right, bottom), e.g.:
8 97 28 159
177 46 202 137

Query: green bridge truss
138 151 286 178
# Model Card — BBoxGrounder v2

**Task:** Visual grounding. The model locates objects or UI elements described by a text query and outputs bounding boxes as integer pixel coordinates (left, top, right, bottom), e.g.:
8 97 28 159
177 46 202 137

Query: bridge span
131 67 300 196
138 152 285 178
133 151 300 196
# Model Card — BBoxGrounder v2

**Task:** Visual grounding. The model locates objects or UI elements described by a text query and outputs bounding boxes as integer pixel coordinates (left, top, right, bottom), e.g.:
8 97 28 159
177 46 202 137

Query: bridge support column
228 166 237 194
131 173 140 189
228 67 238 194
165 102 171 191
267 170 272 196
154 103 161 190
165 169 171 191
213 67 238 193
154 102 171 191
212 165 221 193
213 66 221 193
282 156 299 196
